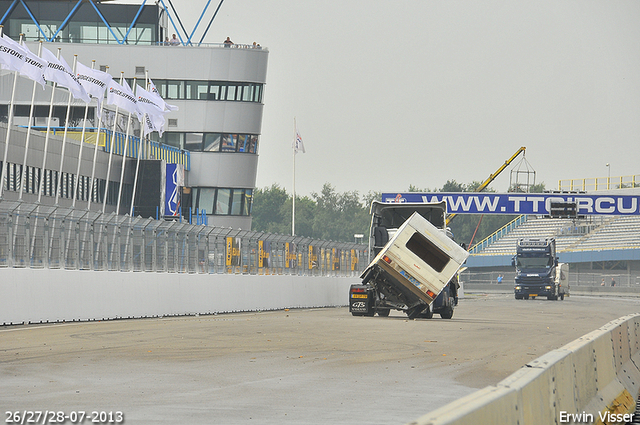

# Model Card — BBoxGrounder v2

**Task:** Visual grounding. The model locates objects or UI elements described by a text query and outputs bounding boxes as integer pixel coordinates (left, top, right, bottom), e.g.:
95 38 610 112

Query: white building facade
0 0 268 229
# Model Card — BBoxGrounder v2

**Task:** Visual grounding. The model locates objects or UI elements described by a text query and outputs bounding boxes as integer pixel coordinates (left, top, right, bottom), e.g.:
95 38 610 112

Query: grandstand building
465 188 640 287
0 0 268 229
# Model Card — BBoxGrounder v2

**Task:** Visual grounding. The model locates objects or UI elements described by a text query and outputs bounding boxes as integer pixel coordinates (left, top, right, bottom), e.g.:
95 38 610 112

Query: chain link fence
0 201 367 277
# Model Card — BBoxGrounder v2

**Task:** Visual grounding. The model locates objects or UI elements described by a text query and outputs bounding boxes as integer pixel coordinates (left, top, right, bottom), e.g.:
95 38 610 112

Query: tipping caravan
350 201 469 319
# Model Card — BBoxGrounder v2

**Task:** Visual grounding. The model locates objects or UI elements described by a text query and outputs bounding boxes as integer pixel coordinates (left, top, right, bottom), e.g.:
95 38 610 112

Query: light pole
606 163 610 189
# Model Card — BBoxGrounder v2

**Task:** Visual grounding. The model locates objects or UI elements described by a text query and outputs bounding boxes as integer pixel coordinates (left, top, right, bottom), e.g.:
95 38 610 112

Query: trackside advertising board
381 193 640 216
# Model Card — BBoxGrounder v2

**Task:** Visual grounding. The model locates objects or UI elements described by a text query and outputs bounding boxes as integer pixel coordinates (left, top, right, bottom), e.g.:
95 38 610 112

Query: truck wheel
417 308 433 319
440 307 454 319
515 295 522 300
377 309 390 317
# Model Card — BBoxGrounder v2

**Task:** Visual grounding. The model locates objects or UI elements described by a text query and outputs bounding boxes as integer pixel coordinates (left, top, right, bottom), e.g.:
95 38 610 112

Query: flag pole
102 72 123 213
0 32 22 199
115 76 136 216
18 40 42 201
130 72 149 217
54 54 78 205
87 64 108 210
36 48 61 204
72 59 95 208
292 117 296 236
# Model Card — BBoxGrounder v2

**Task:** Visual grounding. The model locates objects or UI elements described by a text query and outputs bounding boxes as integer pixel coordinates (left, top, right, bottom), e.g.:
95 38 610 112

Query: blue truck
513 238 569 300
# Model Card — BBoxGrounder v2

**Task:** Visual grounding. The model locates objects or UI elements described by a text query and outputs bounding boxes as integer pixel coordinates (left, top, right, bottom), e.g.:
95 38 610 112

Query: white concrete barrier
0 268 359 325
407 314 640 425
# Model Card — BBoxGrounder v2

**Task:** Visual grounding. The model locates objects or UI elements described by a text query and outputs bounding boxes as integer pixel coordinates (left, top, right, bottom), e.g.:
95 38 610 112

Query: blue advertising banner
164 163 183 217
381 193 640 216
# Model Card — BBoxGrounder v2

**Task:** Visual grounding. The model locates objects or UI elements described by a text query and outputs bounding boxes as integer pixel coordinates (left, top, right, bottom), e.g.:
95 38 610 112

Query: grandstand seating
471 215 640 255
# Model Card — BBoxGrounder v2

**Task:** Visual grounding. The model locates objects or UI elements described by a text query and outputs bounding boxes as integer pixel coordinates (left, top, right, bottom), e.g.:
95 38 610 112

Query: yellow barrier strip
595 389 635 425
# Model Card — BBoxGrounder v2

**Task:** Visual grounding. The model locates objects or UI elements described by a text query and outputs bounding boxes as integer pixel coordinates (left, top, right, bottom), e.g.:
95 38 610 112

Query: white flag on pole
76 61 112 111
106 79 142 121
293 127 305 154
41 47 91 103
0 35 26 73
136 84 166 136
148 78 179 112
1 35 46 88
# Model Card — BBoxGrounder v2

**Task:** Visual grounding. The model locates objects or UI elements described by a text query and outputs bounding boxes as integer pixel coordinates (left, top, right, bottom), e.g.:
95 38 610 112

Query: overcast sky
122 1 640 197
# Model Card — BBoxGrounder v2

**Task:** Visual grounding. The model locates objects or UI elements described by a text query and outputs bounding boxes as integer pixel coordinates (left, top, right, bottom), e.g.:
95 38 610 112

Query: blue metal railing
468 215 528 254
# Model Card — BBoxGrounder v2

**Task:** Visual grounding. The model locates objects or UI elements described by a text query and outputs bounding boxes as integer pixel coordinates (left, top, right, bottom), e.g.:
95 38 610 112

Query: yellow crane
446 146 526 226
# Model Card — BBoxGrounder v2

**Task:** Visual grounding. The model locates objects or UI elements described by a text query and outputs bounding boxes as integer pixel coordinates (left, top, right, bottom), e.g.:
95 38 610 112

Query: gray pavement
2 294 640 424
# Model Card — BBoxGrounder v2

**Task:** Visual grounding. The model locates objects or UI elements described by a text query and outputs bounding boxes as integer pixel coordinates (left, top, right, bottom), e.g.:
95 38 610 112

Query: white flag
148 78 179 112
136 84 166 136
76 61 112 109
1 36 46 88
142 111 166 137
0 35 26 73
106 79 142 121
293 128 305 154
41 47 91 103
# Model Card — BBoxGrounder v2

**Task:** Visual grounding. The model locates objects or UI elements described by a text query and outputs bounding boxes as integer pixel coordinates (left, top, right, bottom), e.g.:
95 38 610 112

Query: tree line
251 181 545 246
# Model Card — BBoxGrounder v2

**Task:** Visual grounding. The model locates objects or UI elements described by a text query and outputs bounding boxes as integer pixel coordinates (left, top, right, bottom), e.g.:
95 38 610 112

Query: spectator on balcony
611 278 616 287
224 37 234 47
169 34 179 46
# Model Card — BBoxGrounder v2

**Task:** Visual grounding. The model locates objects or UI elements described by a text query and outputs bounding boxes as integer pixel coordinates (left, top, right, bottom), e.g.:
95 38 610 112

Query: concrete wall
408 313 640 425
0 268 358 325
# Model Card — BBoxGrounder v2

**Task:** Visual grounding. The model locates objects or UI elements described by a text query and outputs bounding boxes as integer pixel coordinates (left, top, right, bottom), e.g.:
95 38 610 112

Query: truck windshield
516 253 553 269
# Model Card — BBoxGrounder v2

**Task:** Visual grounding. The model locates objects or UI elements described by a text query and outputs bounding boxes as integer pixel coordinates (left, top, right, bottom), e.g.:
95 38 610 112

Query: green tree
441 180 466 192
529 182 546 193
311 183 370 242
251 184 290 233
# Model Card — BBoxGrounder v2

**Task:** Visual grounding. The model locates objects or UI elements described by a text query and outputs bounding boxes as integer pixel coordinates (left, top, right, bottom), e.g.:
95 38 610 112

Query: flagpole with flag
0 32 27 199
73 59 109 208
86 64 112 210
292 118 305 236
17 40 46 202
36 48 62 204
102 72 124 213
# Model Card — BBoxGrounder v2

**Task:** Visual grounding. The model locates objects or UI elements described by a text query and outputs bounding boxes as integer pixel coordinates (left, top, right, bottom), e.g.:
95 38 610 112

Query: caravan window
405 232 449 273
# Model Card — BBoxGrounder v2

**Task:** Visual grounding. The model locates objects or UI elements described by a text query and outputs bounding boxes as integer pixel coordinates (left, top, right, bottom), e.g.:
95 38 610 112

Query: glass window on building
186 81 209 100
184 133 203 151
204 133 221 151
197 188 215 214
20 21 57 41
252 85 262 103
216 189 231 215
163 132 183 149
243 189 253 215
209 83 225 101
166 80 184 100
226 84 238 101
247 135 258 154
241 84 252 102
237 135 248 153
152 80 167 98
221 134 237 152
231 189 243 215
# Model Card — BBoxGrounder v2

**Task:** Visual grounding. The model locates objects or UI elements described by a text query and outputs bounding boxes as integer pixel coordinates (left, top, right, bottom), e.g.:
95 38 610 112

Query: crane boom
446 146 526 225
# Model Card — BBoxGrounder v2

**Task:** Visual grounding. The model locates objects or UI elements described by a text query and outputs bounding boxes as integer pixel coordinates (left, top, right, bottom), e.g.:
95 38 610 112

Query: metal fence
460 270 640 288
0 200 367 276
